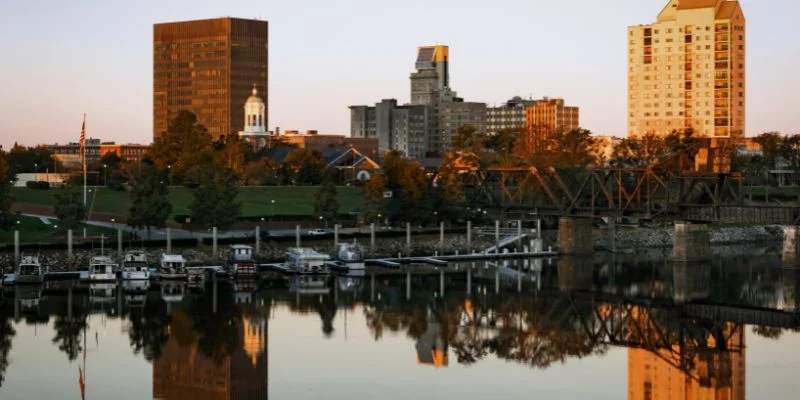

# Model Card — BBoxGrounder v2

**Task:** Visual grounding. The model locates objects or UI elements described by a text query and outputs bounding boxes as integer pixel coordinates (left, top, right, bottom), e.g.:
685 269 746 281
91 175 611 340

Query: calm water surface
1 254 800 399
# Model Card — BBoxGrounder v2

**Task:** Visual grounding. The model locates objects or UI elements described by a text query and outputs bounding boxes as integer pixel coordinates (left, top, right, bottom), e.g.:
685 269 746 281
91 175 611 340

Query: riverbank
593 224 786 251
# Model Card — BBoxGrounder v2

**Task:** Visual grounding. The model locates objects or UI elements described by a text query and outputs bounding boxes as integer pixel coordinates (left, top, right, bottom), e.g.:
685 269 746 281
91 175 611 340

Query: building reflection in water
628 324 745 400
415 306 448 368
152 283 268 400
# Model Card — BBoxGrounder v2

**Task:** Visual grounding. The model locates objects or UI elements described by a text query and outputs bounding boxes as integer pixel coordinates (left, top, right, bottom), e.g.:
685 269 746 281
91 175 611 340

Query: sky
0 0 798 149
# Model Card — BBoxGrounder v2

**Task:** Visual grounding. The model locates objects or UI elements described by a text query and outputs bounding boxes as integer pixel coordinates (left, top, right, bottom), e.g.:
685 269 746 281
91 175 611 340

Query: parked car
307 229 331 236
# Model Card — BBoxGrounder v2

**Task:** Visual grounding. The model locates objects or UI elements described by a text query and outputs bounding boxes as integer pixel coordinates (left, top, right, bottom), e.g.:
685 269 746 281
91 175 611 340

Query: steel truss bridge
457 147 800 224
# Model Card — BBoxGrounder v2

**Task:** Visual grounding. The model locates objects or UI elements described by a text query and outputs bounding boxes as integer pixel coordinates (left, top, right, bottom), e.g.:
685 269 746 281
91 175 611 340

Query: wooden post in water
334 224 339 245
495 220 501 253
212 227 218 257
166 227 172 253
440 222 445 250
406 223 411 253
255 226 261 255
68 229 73 260
467 221 472 249
406 270 411 300
517 220 523 250
537 219 542 239
14 231 19 265
440 269 445 297
370 223 376 251
117 229 123 260
467 266 472 296
495 268 500 294
517 270 522 292
212 272 218 314
296 225 301 248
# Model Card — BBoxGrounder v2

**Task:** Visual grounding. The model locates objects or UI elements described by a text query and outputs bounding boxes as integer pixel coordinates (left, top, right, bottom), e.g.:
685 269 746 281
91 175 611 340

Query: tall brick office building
153 17 268 141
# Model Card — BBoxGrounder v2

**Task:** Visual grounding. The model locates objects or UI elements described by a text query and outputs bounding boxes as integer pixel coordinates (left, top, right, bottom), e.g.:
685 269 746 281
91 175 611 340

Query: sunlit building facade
628 0 745 139
153 17 268 141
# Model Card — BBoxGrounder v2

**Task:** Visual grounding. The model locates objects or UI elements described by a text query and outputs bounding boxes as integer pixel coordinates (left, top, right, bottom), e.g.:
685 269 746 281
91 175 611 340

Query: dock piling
212 227 218 257
406 223 411 252
370 223 376 251
495 268 500 294
370 273 375 302
166 227 172 253
440 222 445 249
255 226 261 254
406 270 411 300
467 221 472 250
296 225 301 248
495 220 500 253
117 229 123 260
14 231 19 264
334 224 339 245
440 269 445 297
467 267 472 295
68 229 73 260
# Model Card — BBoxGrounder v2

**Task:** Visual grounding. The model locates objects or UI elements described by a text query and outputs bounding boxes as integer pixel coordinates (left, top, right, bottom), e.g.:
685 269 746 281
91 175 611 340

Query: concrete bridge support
557 217 594 255
672 222 710 262
782 226 800 265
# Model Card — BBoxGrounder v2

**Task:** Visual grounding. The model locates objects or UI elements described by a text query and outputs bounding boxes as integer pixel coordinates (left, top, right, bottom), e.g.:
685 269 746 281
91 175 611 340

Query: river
0 254 799 399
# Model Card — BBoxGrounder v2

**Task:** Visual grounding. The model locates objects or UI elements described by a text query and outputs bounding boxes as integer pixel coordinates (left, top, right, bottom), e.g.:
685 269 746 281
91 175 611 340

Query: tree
127 162 172 238
53 185 86 231
753 132 783 170
610 132 668 168
313 179 340 223
189 167 241 230
147 111 214 184
283 149 326 185
6 144 58 176
212 133 249 178
363 173 388 223
0 151 14 231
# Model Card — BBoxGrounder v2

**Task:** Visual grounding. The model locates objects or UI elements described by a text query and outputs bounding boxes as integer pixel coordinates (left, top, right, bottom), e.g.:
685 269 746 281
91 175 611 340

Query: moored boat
226 244 257 278
330 242 366 276
121 250 151 280
285 248 331 274
16 255 45 284
159 254 188 280
89 256 118 282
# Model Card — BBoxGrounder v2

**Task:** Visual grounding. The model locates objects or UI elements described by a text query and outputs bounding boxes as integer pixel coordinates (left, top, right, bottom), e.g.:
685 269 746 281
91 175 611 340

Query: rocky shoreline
593 224 786 252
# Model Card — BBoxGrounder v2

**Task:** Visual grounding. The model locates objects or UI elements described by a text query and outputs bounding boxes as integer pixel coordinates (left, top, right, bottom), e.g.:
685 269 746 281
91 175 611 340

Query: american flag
79 114 86 161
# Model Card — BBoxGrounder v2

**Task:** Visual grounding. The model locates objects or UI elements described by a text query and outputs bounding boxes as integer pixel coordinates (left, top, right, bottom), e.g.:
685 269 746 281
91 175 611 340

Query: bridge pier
782 226 800 265
557 256 593 291
557 217 594 255
672 222 710 262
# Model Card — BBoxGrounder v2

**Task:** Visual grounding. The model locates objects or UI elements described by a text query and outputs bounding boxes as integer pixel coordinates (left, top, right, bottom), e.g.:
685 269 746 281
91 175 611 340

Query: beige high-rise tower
628 0 745 140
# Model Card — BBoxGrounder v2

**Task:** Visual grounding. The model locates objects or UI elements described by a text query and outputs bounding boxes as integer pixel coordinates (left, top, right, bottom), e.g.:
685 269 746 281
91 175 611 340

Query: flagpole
82 113 87 207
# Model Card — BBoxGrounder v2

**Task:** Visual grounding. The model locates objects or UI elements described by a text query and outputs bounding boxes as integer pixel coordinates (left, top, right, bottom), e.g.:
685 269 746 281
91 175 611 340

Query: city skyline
0 0 797 150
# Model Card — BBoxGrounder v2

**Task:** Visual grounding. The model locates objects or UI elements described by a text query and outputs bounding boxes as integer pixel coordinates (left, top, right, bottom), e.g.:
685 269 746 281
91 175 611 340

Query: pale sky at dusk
0 0 797 149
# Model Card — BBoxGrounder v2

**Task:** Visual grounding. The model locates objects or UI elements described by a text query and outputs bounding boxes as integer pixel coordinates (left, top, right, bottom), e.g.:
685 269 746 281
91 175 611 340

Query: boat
89 255 118 282
16 255 45 284
186 266 209 284
120 250 151 280
159 254 188 280
330 242 366 276
288 275 331 295
16 284 43 311
225 244 257 278
89 282 118 305
285 248 331 274
161 282 185 303
121 280 149 308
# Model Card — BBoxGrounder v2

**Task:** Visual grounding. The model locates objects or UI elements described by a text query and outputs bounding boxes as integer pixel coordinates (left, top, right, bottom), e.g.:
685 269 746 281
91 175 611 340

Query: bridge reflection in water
1 253 798 399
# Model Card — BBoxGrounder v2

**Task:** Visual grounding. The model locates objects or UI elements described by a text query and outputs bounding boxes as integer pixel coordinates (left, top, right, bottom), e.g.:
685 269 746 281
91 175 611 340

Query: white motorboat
159 254 188 280
121 280 149 307
330 242 366 276
121 250 151 280
17 285 43 310
285 248 331 274
89 282 118 304
288 275 331 295
89 255 118 282
161 282 185 303
16 255 45 284
226 244 257 278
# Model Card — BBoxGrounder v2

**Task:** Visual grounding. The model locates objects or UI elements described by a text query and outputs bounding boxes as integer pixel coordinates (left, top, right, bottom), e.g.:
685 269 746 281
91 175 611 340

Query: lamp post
103 164 108 187
270 200 275 228
377 214 382 230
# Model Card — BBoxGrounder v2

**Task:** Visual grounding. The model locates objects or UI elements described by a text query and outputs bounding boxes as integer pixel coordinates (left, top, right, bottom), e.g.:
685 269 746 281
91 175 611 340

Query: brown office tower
153 17 268 141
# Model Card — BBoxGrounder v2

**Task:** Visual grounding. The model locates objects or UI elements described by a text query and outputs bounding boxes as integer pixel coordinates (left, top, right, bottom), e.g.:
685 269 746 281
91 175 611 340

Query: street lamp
103 164 108 187
270 200 275 228
319 215 324 228
111 218 115 230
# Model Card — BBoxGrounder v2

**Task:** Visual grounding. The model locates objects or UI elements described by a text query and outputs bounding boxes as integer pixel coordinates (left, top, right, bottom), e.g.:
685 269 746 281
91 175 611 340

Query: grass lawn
12 186 365 218
0 215 117 244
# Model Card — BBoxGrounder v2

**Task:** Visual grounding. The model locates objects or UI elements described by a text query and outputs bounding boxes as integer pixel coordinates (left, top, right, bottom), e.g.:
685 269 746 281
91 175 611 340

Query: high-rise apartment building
350 99 429 159
153 17 268 141
628 0 745 139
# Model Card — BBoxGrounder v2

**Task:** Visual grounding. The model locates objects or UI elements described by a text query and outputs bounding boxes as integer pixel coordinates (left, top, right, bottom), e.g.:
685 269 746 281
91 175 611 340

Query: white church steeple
240 84 269 149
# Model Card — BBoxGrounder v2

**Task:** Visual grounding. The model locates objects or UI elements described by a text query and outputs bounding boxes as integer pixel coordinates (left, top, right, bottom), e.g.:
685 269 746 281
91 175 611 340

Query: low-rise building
282 132 378 157
486 96 534 134
45 139 149 168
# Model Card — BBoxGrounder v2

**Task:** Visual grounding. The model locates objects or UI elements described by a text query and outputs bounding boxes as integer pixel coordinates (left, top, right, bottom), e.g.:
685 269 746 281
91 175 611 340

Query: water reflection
0 254 798 398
